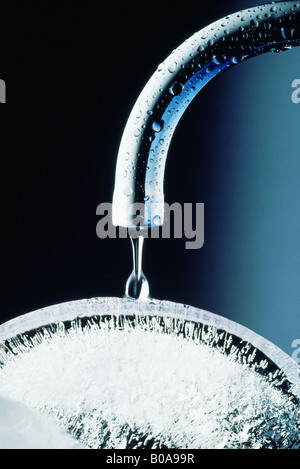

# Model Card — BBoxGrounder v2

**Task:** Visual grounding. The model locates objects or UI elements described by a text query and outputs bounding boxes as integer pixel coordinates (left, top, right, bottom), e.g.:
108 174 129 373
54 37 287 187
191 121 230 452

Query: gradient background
0 0 300 355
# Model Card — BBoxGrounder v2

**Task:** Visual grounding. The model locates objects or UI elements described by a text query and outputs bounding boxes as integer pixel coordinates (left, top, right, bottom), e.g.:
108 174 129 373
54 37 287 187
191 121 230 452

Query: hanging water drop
125 236 150 301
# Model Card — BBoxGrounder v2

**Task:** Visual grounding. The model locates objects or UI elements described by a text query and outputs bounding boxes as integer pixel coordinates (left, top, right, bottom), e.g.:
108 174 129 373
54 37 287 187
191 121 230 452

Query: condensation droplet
212 55 222 65
168 61 177 73
281 26 294 39
153 215 162 226
134 129 140 137
169 82 184 96
124 186 133 197
250 19 259 27
206 65 214 73
152 120 164 133
144 196 150 202
270 5 277 12
159 139 164 146
259 31 268 39
264 22 272 30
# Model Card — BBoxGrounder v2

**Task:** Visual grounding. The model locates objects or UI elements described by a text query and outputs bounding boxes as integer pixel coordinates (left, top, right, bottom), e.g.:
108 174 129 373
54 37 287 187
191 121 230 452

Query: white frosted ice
0 299 299 449
0 395 79 449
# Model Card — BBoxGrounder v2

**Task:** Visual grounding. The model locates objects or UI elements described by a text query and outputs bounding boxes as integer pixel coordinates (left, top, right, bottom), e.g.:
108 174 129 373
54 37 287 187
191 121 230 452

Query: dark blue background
0 0 299 355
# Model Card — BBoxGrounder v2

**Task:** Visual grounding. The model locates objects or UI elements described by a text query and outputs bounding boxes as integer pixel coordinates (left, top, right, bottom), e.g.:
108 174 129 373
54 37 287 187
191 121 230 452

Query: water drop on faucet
152 120 164 132
167 61 177 73
169 82 184 96
281 26 295 39
125 236 150 301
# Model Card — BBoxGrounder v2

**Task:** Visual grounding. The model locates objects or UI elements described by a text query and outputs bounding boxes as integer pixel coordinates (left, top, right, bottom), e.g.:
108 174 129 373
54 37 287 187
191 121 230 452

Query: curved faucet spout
112 1 300 229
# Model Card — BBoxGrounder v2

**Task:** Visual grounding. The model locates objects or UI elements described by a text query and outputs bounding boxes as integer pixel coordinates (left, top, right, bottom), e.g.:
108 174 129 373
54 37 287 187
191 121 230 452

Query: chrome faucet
112 1 300 298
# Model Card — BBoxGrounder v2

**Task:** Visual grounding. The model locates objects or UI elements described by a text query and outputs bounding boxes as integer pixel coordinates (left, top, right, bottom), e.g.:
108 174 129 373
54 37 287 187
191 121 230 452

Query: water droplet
264 22 272 30
201 32 208 39
281 26 294 39
231 56 240 64
134 129 140 137
144 196 150 202
168 61 177 73
159 139 164 146
259 31 268 39
250 19 259 27
153 215 162 226
224 29 230 35
123 186 133 197
123 170 127 178
169 82 184 96
241 15 247 21
212 55 223 65
208 39 214 47
206 65 214 73
197 45 204 52
152 120 164 133
270 5 277 12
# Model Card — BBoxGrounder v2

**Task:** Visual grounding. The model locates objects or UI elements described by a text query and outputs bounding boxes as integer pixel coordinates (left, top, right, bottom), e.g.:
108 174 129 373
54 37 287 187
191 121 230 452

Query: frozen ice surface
0 395 79 449
0 298 299 449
